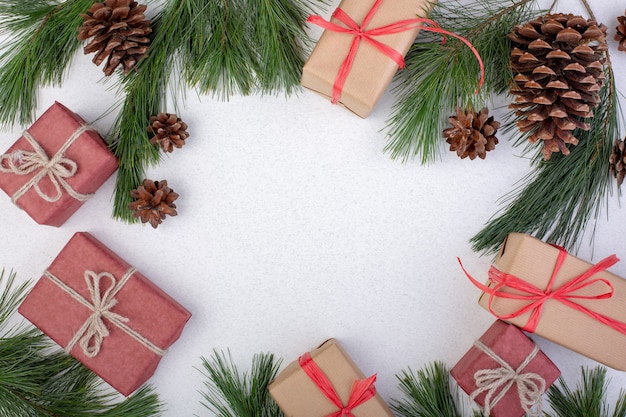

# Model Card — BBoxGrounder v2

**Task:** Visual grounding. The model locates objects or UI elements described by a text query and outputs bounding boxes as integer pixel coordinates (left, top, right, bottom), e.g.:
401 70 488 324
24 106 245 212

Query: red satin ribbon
299 352 377 417
459 248 626 335
307 0 485 104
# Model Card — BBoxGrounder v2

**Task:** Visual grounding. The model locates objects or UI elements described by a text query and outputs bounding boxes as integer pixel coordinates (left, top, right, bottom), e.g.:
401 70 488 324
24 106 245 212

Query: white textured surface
1 0 625 415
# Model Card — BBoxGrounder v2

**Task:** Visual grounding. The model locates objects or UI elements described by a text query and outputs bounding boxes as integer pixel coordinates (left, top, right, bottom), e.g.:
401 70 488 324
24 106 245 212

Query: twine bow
470 340 545 416
299 352 377 417
0 125 95 204
307 0 484 104
45 268 167 358
458 247 626 335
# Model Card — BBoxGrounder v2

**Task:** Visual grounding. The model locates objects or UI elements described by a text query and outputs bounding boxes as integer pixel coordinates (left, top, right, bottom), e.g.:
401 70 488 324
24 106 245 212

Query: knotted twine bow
44 268 167 358
299 352 377 417
459 247 626 335
470 340 545 417
0 125 95 204
307 0 484 105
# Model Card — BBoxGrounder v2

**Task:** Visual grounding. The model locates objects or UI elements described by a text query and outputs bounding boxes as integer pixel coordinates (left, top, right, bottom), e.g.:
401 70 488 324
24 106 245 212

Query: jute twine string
44 268 167 358
0 125 95 204
470 340 546 417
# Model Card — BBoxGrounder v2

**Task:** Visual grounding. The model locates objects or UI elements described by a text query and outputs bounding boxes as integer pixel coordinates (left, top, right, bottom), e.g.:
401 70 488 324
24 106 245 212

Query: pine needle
198 351 284 417
0 0 94 126
384 0 539 163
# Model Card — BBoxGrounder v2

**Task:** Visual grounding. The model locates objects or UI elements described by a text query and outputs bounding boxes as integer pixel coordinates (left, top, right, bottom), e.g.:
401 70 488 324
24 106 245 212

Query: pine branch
546 367 626 417
0 269 163 416
198 351 284 417
384 0 539 163
470 64 621 255
0 0 94 126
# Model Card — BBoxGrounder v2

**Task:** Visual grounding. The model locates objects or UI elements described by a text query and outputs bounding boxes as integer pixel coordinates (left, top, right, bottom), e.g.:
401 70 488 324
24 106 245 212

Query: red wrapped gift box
0 102 118 226
18 232 192 396
450 320 560 417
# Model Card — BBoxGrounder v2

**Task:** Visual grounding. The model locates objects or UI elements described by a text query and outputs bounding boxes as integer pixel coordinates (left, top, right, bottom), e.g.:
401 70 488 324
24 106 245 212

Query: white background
1 0 626 415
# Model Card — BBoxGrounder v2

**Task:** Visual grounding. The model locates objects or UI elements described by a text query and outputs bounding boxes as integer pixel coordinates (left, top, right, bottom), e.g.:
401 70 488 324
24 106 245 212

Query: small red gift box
450 320 560 417
0 102 118 226
18 232 192 396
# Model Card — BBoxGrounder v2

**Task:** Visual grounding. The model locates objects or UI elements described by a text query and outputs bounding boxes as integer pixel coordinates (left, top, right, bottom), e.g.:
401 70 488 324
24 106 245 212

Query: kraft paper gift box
302 0 436 118
451 320 560 417
269 339 394 417
470 232 626 371
18 232 192 396
0 102 118 226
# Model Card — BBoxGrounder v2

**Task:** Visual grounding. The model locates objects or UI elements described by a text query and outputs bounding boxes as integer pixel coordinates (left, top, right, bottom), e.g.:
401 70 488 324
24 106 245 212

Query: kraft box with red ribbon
0 102 118 226
463 232 626 371
268 338 394 417
451 320 560 417
18 232 192 396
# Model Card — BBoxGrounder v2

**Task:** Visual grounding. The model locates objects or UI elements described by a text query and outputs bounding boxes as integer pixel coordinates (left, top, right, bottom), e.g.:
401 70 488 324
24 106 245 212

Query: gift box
302 0 436 118
0 102 118 226
269 338 394 417
451 320 560 417
18 232 192 396
472 233 626 371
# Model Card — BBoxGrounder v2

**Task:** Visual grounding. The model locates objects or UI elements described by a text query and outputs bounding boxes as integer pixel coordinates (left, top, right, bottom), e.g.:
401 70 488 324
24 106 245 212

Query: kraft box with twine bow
0 102 118 227
464 233 626 372
18 232 192 396
268 338 394 417
450 320 560 417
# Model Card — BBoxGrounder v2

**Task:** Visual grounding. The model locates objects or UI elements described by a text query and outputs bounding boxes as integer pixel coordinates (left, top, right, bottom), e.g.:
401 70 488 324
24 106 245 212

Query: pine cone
129 179 178 228
508 13 608 160
609 138 626 185
616 11 626 52
78 0 151 76
148 113 189 152
443 107 500 160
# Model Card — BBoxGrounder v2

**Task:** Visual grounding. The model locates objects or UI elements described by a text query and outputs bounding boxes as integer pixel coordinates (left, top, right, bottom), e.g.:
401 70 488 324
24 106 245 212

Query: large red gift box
0 102 118 226
18 232 192 396
450 320 560 417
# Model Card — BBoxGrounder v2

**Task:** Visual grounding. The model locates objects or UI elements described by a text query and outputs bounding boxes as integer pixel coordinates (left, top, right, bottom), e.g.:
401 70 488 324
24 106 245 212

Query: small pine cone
616 11 626 52
609 138 626 185
148 113 189 153
129 179 178 228
78 0 151 76
508 13 608 160
443 107 500 160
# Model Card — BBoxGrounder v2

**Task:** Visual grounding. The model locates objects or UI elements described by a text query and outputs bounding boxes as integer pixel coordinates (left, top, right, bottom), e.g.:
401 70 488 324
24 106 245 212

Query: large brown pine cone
616 12 626 52
129 179 178 228
78 0 151 76
443 107 500 160
148 113 189 153
508 13 607 160
610 138 626 185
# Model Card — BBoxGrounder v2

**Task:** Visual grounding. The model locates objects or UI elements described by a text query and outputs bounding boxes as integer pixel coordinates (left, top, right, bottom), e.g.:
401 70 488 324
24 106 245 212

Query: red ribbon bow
459 247 626 335
307 0 484 104
299 352 377 417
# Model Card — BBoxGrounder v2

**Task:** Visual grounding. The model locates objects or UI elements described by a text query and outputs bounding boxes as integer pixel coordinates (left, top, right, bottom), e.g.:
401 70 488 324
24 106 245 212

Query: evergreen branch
471 64 621 255
0 0 94 126
546 367 626 417
384 0 539 163
198 351 284 417
0 269 163 416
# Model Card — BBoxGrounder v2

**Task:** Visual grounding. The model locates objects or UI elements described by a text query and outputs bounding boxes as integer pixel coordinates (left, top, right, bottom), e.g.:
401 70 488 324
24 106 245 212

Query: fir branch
546 367 626 417
198 351 284 417
384 0 539 163
470 64 621 255
0 269 163 416
0 0 94 126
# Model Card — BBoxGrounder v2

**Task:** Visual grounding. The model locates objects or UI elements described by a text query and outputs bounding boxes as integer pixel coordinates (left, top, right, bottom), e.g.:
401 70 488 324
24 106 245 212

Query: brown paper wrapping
19 232 192 396
302 0 436 118
478 233 626 371
0 102 118 226
269 339 394 417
